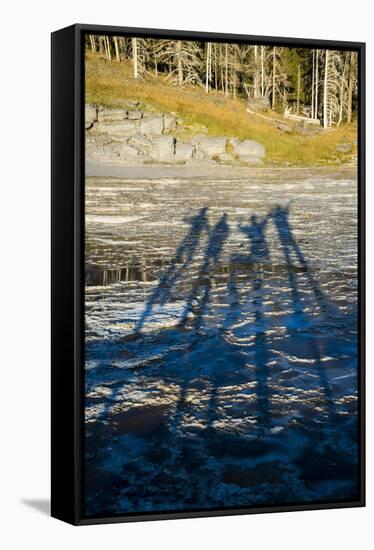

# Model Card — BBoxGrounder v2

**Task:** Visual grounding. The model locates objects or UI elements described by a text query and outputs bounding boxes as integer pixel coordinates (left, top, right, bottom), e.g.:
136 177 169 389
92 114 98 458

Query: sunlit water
84 169 359 516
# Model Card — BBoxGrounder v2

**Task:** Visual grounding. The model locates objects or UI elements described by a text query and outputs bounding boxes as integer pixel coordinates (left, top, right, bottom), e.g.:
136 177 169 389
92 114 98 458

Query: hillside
85 53 357 166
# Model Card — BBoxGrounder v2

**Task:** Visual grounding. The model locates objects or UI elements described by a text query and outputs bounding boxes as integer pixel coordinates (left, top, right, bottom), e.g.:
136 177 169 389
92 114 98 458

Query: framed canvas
51 24 365 525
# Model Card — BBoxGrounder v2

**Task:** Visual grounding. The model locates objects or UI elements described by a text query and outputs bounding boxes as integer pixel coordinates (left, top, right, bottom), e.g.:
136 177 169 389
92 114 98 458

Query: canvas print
84 33 360 517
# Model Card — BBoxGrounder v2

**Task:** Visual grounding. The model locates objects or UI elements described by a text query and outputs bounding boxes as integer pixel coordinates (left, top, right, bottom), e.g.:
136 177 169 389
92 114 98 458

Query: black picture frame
51 23 366 526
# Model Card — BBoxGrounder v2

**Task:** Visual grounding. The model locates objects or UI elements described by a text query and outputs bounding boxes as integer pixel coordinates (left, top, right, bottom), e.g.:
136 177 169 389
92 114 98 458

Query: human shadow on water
272 204 337 420
220 212 274 431
134 207 209 334
179 213 230 328
272 205 335 317
170 213 231 467
85 204 354 514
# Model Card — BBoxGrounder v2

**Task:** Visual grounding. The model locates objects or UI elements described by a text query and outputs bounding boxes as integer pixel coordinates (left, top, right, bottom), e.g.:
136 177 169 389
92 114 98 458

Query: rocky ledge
85 102 265 166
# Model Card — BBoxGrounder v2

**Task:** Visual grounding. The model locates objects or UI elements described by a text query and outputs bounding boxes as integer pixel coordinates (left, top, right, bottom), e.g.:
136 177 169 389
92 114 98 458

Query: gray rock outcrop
127 110 143 120
195 136 227 158
232 139 265 164
175 142 194 162
97 120 138 137
150 136 175 161
85 104 266 166
98 108 127 122
139 115 164 135
163 113 177 132
85 105 97 129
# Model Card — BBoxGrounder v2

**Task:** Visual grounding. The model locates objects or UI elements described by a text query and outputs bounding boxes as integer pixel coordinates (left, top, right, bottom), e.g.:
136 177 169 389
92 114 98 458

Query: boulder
139 115 164 135
247 97 270 112
85 138 139 163
163 113 177 132
196 136 227 158
216 153 234 162
294 124 317 136
127 110 143 120
98 108 128 122
278 123 292 133
96 120 138 136
233 139 265 161
85 105 97 129
174 142 194 162
336 143 351 153
150 135 175 161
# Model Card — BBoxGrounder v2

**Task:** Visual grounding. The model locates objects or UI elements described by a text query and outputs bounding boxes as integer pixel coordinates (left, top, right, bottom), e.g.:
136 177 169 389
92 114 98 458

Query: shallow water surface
84 169 359 515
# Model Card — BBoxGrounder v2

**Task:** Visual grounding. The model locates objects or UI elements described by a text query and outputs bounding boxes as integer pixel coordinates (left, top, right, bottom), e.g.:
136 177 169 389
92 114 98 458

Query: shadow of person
172 213 230 459
135 207 209 334
272 204 334 316
220 212 273 431
179 212 230 328
241 213 273 426
239 213 272 264
272 204 337 420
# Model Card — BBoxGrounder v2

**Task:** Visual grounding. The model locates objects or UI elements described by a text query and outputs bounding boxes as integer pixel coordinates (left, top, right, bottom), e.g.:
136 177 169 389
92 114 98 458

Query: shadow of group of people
137 203 324 331
133 204 341 431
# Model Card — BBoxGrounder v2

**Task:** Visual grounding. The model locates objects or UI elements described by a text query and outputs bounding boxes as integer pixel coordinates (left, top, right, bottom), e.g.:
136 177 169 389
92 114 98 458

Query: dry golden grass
85 53 357 166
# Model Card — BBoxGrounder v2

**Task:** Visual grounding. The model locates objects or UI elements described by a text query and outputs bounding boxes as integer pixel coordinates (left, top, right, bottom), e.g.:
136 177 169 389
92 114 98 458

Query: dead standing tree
323 50 346 129
157 39 202 86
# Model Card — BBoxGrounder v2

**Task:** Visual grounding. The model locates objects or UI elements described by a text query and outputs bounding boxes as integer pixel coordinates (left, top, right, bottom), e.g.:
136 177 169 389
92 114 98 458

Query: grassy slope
86 53 357 166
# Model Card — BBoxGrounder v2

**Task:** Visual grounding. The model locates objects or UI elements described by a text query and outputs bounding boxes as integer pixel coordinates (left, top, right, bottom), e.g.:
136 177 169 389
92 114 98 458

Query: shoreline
86 161 357 180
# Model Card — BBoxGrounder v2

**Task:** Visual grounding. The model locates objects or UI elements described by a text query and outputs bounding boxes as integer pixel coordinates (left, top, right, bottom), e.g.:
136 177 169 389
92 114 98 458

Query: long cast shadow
134 207 209 334
221 212 273 430
272 204 337 420
272 205 336 317
85 203 349 514
179 213 230 329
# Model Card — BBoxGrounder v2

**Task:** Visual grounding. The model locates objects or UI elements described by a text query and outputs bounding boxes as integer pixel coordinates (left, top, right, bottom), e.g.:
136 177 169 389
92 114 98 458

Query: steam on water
85 169 358 515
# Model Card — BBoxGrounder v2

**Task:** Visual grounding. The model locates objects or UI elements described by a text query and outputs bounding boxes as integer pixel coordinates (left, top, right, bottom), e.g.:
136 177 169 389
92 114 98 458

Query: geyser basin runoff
84 167 358 515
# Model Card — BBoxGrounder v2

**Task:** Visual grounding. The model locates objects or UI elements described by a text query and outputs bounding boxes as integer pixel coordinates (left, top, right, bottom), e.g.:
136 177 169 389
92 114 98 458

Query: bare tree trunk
132 37 138 78
176 41 183 86
225 44 228 97
205 42 211 93
89 35 96 53
220 45 224 92
323 49 329 130
337 53 348 127
106 36 112 61
261 46 264 98
282 83 287 112
347 51 355 123
121 37 127 60
214 44 218 90
113 37 120 62
254 46 259 98
297 64 301 113
272 47 276 109
232 46 237 99
311 50 315 119
315 50 319 119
